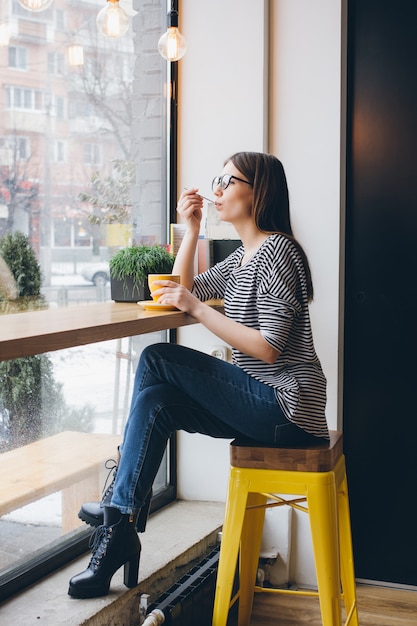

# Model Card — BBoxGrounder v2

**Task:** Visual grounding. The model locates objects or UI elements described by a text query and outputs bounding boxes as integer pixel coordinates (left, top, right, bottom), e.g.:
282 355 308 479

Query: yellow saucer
141 301 178 311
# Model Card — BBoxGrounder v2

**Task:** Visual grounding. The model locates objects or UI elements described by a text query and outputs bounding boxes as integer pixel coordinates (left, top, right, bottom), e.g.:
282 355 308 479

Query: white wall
270 0 343 430
176 0 343 586
178 0 268 198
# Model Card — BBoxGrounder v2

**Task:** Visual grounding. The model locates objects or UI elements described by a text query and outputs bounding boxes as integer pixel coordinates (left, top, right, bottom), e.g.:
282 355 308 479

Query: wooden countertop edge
0 300 224 361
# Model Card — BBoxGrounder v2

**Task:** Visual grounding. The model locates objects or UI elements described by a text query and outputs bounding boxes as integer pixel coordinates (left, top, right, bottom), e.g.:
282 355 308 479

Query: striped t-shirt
192 233 329 439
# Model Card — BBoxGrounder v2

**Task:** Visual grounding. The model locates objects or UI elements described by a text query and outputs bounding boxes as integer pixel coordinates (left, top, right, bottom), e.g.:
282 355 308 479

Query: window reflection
0 0 171 600
0 0 143 295
0 334 170 576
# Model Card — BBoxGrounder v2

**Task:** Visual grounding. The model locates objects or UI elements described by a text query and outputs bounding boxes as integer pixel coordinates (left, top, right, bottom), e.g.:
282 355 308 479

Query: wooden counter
0 301 200 361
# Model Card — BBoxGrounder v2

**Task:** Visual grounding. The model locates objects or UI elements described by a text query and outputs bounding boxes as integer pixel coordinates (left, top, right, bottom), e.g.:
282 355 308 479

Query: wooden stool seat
230 430 344 472
212 431 359 626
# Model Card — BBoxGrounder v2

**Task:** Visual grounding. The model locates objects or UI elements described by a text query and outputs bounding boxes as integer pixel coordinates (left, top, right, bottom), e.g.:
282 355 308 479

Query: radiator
142 546 237 626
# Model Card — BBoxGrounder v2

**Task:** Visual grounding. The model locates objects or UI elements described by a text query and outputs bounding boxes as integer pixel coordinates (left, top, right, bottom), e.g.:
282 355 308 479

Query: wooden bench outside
0 431 120 533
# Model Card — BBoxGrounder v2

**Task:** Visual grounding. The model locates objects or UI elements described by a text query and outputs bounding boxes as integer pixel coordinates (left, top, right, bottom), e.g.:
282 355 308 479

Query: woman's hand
150 280 201 314
176 188 203 234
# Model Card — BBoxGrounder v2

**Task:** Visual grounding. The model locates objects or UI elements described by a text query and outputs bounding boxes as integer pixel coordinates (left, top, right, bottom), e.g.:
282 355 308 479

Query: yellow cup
147 274 180 302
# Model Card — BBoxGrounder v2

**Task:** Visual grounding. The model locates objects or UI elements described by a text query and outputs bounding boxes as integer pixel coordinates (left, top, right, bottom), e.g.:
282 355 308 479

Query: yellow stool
212 431 358 626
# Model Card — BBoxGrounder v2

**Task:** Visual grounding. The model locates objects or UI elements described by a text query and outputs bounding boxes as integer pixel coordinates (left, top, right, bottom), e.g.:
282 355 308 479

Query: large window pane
0 334 171 575
1 0 168 296
0 0 171 600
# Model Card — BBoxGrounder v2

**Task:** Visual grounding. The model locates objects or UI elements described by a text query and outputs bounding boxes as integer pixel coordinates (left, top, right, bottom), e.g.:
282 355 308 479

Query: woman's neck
234 223 270 265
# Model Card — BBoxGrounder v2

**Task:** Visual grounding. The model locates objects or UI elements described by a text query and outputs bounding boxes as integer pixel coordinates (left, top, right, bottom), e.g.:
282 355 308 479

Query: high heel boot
68 506 141 599
78 451 151 533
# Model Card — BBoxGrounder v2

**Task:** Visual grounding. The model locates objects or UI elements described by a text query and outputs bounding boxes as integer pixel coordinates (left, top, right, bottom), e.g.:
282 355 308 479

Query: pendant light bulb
158 9 187 62
17 0 53 12
96 0 129 39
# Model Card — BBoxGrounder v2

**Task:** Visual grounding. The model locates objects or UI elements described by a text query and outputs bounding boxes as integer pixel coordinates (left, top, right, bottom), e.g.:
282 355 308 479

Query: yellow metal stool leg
307 473 342 626
238 490 268 626
212 468 249 626
338 470 359 625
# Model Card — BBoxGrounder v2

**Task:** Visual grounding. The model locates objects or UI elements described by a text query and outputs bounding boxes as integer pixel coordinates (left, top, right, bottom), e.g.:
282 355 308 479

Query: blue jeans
111 343 315 514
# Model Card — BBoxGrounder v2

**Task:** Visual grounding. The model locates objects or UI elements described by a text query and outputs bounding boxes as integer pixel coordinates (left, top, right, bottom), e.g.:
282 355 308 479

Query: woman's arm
172 188 204 290
153 282 280 364
188 298 280 364
172 230 199 290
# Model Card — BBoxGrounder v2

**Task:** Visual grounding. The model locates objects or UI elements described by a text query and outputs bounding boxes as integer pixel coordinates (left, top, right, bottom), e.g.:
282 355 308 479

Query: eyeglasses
211 174 253 192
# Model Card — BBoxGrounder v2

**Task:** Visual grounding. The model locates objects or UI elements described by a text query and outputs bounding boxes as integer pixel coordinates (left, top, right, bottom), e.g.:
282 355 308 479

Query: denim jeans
111 343 316 514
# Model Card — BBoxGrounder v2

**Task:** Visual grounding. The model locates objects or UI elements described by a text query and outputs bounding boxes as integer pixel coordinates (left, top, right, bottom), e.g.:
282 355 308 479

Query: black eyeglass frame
211 174 253 192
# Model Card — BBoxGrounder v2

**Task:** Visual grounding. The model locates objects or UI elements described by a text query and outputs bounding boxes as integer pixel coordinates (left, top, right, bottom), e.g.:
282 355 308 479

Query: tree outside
0 231 94 450
0 0 137 280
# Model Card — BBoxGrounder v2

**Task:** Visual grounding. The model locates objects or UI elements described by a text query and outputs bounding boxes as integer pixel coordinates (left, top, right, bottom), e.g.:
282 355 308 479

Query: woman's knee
139 383 183 435
136 343 168 383
140 342 166 364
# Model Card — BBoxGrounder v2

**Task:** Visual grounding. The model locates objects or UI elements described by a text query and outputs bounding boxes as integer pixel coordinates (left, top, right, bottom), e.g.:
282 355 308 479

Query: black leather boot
78 455 151 533
68 507 141 599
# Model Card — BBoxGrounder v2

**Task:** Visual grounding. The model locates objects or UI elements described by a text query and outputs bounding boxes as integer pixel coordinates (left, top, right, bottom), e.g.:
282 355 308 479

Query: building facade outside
0 0 167 287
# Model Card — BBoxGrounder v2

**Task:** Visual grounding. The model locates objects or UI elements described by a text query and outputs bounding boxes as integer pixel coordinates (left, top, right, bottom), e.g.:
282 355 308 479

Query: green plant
0 231 94 449
0 231 42 299
0 355 94 449
109 244 175 287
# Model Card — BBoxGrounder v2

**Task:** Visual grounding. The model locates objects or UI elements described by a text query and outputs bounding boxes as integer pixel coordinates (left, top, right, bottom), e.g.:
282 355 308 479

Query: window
54 96 65 119
16 136 30 160
5 86 44 111
55 9 65 31
8 46 27 70
0 0 172 602
52 139 66 162
53 217 71 246
48 52 65 75
83 142 101 165
0 135 31 161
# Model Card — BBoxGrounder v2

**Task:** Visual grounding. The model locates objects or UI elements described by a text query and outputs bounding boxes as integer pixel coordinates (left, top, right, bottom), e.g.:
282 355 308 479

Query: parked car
81 262 110 286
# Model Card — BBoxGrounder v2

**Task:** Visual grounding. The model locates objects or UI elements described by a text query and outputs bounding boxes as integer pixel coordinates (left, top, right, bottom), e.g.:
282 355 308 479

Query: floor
248 584 417 625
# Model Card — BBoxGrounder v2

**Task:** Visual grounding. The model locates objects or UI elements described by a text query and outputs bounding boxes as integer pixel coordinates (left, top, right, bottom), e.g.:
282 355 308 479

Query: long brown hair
227 151 314 301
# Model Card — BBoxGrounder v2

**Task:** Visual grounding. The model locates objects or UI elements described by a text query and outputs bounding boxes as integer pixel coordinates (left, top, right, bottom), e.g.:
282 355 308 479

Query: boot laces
88 525 113 570
102 458 118 501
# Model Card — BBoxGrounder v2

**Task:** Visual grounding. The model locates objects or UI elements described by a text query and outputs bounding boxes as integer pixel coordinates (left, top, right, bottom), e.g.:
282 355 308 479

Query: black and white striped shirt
192 233 329 439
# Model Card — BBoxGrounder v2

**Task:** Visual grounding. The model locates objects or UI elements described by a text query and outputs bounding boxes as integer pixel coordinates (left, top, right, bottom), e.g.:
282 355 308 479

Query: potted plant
109 243 175 302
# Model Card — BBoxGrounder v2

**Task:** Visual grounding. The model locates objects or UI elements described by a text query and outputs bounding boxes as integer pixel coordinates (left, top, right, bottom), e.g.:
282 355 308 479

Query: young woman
68 151 328 599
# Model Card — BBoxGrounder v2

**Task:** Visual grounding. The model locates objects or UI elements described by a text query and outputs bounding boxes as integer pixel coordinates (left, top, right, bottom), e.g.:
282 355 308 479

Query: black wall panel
344 0 417 585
